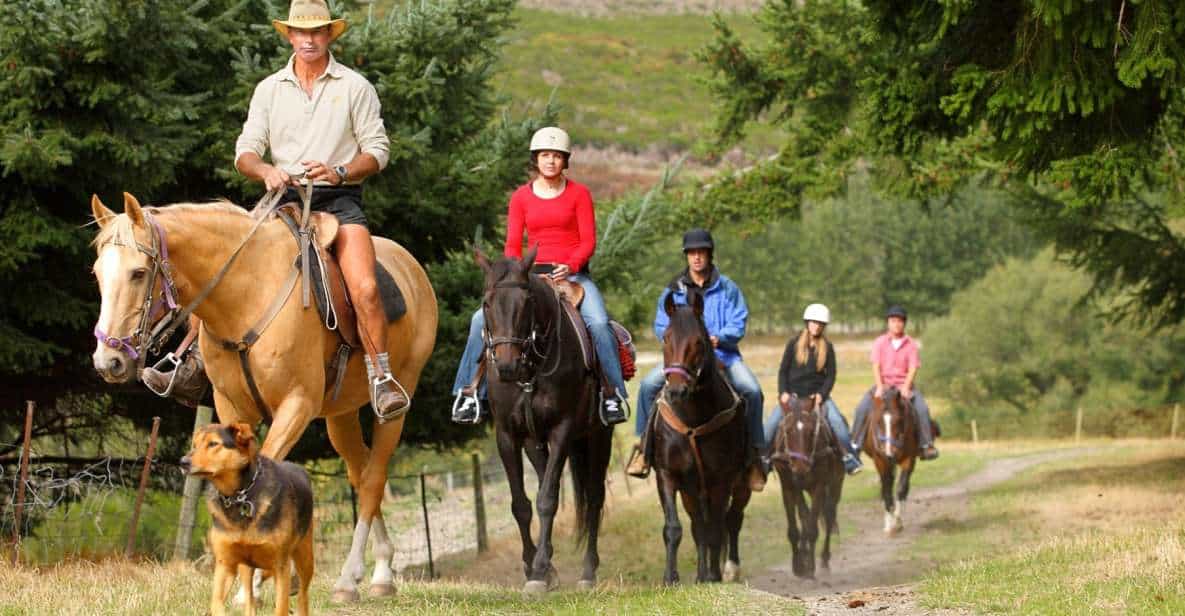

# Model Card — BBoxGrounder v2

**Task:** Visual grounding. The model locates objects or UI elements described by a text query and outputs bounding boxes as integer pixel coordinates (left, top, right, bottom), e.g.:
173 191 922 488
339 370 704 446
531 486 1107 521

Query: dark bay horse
651 292 751 584
769 394 843 578
475 247 614 593
859 386 918 535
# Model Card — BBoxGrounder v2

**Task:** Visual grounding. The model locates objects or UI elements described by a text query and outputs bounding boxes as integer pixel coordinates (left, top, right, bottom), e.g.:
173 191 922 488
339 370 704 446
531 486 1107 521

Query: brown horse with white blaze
89 193 437 602
859 386 918 535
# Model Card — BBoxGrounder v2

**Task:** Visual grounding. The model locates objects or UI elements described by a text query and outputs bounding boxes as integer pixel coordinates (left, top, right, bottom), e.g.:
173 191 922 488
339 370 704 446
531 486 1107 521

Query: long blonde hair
794 327 829 373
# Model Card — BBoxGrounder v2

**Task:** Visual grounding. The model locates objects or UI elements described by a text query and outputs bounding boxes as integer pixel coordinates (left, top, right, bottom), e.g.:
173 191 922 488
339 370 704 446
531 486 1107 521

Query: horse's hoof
576 579 596 591
369 582 396 597
722 560 741 583
546 565 560 590
523 580 550 595
331 588 361 604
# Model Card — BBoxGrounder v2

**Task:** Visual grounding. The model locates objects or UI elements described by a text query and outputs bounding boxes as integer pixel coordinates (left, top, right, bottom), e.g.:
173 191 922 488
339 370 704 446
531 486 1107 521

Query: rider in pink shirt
851 306 938 460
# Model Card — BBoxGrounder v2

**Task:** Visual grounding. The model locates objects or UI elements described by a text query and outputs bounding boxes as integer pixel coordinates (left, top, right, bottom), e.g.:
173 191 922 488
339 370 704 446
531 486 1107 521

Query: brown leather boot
367 353 410 422
626 443 650 478
141 347 210 408
746 447 766 492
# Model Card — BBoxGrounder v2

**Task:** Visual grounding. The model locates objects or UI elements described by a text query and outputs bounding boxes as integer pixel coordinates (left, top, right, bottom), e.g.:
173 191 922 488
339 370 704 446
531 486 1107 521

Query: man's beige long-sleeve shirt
234 54 389 184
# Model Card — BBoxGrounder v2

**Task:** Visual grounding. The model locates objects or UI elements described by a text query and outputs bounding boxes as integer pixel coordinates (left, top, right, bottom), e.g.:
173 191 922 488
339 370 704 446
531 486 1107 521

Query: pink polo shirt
871 334 920 387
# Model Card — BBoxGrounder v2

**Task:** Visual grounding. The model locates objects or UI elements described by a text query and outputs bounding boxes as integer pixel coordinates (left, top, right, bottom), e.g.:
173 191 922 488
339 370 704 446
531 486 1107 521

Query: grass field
917 441 1185 614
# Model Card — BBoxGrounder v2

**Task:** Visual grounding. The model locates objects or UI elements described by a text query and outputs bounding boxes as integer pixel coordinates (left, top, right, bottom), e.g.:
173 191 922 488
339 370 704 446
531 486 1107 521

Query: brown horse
769 394 843 579
650 292 751 584
90 193 437 602
859 386 918 535
475 247 614 593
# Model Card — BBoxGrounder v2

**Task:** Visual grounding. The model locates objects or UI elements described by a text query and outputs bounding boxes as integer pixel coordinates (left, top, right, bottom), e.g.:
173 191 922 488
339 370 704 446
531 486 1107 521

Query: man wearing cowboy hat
143 0 407 417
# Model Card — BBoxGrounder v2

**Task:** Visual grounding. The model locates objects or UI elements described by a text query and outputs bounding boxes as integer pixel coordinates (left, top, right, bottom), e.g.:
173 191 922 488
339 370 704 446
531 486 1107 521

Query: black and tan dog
181 423 314 616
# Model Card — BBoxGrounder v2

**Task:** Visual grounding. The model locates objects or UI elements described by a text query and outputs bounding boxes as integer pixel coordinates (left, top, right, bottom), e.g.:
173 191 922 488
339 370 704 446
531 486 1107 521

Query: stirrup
599 389 630 426
451 390 483 425
371 373 411 424
143 352 183 397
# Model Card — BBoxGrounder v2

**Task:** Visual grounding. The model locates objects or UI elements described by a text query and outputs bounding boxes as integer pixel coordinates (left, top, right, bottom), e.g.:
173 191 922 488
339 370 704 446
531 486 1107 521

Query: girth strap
657 392 741 496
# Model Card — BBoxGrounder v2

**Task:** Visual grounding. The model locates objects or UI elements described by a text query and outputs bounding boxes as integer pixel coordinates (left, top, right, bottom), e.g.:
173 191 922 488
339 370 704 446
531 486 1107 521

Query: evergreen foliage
701 0 1185 327
0 0 544 457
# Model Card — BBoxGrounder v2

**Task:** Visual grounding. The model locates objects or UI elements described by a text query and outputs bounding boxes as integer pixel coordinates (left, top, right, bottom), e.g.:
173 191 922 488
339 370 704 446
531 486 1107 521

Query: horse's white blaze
93 246 123 339
334 518 371 593
882 412 892 456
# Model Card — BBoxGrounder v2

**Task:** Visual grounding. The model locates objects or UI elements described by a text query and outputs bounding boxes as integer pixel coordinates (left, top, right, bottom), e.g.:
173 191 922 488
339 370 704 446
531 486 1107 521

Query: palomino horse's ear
229 422 257 452
663 291 678 317
122 192 146 227
91 194 116 229
522 244 538 271
473 245 492 275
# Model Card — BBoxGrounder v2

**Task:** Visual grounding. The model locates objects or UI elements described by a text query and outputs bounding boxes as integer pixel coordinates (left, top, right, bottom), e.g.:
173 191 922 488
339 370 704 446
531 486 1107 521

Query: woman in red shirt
451 127 628 426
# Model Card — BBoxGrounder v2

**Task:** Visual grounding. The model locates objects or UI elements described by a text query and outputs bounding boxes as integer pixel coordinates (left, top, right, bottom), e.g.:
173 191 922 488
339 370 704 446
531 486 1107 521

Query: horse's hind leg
680 490 709 583
821 473 841 572
780 474 805 578
722 483 752 583
497 428 538 582
576 428 612 589
704 487 729 583
657 472 683 586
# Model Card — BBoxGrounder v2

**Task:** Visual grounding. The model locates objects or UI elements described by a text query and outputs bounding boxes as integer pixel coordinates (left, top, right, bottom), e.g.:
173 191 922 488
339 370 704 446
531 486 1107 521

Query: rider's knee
352 277 380 306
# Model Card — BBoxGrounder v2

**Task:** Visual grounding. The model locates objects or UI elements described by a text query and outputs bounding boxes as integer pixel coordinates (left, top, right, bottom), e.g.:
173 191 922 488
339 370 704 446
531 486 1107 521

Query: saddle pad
560 298 595 372
296 253 407 326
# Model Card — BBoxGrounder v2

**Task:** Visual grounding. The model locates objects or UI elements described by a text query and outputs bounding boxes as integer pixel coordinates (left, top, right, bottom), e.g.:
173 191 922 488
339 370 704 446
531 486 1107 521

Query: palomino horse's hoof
369 582 396 597
331 588 361 604
722 560 741 583
576 579 596 591
523 580 550 595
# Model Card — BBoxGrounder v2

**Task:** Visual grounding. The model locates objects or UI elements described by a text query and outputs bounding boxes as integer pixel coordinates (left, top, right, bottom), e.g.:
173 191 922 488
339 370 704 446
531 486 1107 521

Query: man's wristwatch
333 165 348 185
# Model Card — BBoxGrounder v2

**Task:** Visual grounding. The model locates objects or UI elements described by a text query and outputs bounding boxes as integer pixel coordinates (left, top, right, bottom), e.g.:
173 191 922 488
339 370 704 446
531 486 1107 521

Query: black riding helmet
682 228 714 253
885 305 908 320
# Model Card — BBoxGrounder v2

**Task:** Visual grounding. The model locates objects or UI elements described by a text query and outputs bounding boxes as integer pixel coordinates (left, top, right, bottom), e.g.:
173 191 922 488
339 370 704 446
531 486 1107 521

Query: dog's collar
220 462 261 518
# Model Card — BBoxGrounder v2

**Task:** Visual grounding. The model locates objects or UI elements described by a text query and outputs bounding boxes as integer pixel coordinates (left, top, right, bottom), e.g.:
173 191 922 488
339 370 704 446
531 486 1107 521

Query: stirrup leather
371 373 411 424
144 352 184 397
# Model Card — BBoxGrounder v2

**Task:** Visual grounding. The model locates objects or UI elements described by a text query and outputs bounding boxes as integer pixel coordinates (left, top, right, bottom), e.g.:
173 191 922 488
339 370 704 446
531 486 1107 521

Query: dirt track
753 449 1092 615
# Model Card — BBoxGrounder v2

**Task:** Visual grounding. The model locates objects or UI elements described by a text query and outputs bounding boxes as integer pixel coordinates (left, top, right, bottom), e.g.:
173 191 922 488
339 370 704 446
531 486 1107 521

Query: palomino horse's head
475 245 542 382
773 394 822 475
872 386 913 461
661 290 711 402
90 193 175 384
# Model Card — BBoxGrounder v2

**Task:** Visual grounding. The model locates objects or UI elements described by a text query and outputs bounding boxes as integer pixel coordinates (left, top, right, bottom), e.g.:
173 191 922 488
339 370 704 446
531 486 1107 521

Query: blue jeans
450 274 626 398
633 360 765 451
763 398 858 458
851 386 935 449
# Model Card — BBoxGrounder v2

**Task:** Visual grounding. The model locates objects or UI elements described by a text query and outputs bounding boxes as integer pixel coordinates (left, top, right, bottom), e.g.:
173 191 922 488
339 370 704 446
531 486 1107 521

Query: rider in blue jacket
625 229 767 491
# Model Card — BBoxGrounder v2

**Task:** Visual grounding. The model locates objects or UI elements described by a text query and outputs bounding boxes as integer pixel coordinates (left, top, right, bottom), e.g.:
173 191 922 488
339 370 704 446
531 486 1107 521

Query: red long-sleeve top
503 180 597 272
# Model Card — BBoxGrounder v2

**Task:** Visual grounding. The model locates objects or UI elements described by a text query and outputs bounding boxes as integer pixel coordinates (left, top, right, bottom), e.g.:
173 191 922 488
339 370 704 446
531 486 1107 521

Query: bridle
482 276 564 381
780 396 824 468
661 319 711 394
93 187 294 370
875 389 907 457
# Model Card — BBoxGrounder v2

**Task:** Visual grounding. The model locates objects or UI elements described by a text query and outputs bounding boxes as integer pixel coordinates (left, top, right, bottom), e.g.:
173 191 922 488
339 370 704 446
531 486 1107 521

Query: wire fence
1 402 619 577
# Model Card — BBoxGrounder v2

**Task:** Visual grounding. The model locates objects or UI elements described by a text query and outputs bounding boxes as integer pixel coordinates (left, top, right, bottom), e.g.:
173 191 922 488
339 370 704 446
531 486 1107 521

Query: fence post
174 405 213 561
471 453 488 554
1172 404 1180 440
1075 407 1083 443
11 401 34 566
126 417 161 558
970 419 979 445
420 471 435 579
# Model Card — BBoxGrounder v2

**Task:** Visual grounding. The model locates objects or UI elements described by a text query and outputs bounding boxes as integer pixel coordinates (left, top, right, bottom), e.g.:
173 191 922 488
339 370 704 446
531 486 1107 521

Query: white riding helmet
529 127 571 154
803 303 830 324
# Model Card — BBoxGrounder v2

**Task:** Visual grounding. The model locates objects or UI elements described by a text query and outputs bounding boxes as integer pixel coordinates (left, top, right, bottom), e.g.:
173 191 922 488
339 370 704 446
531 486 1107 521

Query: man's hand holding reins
300 160 343 186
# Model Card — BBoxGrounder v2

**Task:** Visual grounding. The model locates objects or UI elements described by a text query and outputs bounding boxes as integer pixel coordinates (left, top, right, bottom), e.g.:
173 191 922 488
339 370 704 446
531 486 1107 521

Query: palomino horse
475 247 614 593
859 386 918 535
89 193 437 602
650 292 751 584
769 394 843 578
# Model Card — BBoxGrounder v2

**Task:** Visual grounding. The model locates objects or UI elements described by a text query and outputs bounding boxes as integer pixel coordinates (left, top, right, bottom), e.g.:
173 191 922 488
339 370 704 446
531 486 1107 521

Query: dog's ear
229 423 257 452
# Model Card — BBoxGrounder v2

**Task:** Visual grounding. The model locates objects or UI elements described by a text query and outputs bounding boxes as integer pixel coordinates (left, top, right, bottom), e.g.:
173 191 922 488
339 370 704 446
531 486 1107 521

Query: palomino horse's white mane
91 200 250 249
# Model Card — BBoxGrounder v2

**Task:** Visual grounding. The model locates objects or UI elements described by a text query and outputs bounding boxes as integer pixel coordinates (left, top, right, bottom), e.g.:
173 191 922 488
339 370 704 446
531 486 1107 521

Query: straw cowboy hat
273 0 348 41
